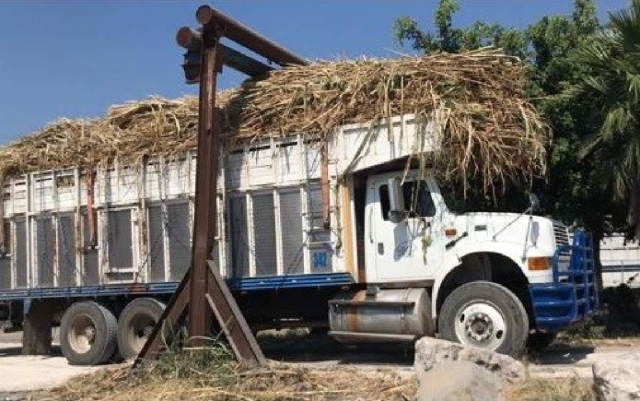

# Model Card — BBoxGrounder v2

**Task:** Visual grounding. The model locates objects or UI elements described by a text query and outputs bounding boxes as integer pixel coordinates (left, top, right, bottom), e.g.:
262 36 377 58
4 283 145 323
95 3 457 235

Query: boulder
414 337 526 384
593 355 640 401
417 360 504 401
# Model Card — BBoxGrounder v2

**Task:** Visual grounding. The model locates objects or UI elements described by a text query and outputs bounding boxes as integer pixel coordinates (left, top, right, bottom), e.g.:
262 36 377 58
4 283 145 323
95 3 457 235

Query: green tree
577 0 640 238
393 0 526 57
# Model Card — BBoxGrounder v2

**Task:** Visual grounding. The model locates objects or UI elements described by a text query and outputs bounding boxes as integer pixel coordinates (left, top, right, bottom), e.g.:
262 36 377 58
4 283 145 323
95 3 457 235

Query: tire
117 298 166 361
60 301 118 366
527 330 557 352
438 281 529 357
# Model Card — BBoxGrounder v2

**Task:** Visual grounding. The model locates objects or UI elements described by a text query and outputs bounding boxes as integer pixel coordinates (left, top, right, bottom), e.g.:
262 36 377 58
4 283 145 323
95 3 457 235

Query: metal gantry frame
136 5 307 367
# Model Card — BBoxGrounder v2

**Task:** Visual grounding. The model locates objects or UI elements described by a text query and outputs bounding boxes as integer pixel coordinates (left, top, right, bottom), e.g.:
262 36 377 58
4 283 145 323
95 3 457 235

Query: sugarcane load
0 49 595 365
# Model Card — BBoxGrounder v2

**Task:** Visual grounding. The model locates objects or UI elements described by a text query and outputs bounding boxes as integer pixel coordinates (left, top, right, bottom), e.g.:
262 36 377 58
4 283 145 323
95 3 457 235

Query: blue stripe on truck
0 272 354 301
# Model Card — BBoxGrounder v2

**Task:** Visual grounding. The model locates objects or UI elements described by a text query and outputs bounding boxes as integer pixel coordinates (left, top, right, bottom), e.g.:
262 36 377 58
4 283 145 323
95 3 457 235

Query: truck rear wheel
438 282 529 357
117 298 166 361
60 301 117 365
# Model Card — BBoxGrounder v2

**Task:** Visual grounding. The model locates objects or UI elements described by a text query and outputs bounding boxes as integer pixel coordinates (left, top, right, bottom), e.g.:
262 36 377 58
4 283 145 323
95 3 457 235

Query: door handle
368 208 374 243
377 242 384 255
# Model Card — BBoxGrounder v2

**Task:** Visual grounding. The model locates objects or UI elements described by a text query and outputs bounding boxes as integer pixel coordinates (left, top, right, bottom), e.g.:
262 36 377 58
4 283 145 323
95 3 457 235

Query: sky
0 1 627 144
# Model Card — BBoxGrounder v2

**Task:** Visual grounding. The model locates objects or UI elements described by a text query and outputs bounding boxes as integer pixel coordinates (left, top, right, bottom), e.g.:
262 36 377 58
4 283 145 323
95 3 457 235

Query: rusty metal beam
177 27 274 79
84 172 96 247
206 260 265 366
176 26 202 51
196 5 308 67
0 177 4 254
134 271 190 366
321 139 330 228
187 29 221 346
340 183 357 280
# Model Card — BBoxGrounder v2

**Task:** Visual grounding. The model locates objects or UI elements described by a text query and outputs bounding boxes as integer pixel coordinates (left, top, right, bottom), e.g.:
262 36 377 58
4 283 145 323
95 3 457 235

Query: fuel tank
328 288 435 343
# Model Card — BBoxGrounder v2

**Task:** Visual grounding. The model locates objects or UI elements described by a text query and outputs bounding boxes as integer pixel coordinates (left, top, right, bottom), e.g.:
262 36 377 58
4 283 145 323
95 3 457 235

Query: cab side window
379 185 391 220
402 180 436 217
379 180 435 221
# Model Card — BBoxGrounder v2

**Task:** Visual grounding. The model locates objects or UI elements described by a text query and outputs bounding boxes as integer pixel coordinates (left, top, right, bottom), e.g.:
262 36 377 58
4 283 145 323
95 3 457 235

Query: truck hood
451 212 564 258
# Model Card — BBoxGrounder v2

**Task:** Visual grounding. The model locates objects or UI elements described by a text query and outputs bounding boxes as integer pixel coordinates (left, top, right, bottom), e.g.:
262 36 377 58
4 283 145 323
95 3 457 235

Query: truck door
370 175 439 281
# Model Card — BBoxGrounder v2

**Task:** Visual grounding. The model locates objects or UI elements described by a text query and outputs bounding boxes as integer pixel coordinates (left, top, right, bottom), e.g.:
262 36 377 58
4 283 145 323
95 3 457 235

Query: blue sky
0 1 627 144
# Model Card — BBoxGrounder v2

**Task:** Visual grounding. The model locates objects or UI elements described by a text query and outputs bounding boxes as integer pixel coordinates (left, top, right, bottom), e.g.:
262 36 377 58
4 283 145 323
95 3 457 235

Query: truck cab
329 168 596 356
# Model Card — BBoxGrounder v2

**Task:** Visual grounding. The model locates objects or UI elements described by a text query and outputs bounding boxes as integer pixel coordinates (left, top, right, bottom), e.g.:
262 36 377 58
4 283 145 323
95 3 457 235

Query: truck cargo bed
0 116 427 292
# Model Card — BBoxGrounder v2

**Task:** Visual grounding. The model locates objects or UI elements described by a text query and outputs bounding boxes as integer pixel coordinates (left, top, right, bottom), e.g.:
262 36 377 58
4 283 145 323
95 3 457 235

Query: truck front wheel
60 301 118 365
438 282 529 357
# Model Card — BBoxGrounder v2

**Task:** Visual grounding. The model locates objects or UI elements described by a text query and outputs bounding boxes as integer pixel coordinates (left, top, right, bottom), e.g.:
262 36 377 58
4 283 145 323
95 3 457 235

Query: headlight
528 257 550 271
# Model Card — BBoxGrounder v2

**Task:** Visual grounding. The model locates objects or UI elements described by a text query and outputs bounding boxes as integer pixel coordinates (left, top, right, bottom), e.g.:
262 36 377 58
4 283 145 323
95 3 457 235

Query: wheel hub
454 301 507 351
68 313 97 354
138 325 154 339
84 326 96 343
129 315 157 353
465 312 493 341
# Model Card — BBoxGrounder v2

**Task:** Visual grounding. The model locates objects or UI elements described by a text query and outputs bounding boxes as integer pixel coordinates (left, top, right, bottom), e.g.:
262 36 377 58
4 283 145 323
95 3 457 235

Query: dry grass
0 49 548 196
34 344 416 401
554 324 640 348
505 377 595 401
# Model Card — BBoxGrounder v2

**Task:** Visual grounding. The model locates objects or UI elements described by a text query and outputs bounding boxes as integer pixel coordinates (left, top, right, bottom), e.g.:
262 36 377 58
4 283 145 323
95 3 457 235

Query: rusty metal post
138 4 310 368
84 171 96 247
187 28 221 345
320 139 330 228
0 174 5 254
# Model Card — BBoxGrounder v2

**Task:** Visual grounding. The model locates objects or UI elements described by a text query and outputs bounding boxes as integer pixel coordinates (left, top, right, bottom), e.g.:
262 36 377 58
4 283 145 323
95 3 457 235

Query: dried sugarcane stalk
0 49 548 196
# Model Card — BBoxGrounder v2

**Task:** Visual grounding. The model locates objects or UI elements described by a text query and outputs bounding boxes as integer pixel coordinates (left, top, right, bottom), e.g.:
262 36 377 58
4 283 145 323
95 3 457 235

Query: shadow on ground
257 330 414 366
0 344 63 358
527 344 595 365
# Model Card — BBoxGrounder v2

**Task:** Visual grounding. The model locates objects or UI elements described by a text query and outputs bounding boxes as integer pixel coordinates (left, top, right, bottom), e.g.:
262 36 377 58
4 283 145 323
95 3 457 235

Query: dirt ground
2 329 640 400
0 331 102 397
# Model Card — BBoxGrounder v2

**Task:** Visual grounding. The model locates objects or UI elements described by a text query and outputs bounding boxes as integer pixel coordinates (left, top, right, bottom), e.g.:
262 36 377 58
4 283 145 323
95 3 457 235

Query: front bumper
528 230 598 331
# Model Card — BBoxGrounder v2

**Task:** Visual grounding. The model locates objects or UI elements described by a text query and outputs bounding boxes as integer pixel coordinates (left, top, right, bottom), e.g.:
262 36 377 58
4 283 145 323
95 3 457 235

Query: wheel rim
68 313 97 354
454 301 507 351
126 313 156 354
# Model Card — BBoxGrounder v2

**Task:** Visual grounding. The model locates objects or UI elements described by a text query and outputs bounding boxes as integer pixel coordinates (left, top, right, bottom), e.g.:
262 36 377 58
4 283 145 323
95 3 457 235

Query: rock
417 360 504 401
414 337 526 384
593 355 640 401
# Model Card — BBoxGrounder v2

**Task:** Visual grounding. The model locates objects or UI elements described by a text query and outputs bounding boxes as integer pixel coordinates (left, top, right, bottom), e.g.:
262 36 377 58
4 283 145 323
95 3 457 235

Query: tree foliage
577 0 640 237
393 0 630 242
393 0 526 57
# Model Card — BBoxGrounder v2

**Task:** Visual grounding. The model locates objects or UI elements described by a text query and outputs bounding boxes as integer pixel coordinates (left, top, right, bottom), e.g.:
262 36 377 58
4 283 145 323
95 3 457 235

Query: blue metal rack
0 272 354 302
529 229 598 331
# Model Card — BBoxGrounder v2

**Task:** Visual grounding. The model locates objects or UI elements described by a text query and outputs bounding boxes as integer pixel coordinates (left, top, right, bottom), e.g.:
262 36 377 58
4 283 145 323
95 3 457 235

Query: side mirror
529 193 540 212
388 178 405 223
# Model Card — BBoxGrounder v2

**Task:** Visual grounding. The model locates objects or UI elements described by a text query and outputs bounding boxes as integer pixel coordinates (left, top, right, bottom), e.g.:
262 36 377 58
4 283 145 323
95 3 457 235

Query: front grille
553 221 570 247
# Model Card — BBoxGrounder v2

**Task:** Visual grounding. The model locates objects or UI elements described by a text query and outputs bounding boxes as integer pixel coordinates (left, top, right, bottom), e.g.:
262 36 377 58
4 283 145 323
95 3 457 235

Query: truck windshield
439 181 529 214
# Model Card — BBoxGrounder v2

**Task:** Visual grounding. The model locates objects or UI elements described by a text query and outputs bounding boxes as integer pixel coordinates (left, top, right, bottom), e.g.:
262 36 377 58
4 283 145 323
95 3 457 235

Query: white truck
0 113 595 364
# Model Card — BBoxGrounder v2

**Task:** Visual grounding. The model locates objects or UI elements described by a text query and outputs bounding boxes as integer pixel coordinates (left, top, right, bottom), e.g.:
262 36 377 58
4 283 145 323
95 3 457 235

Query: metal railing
530 229 598 331
551 229 598 316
